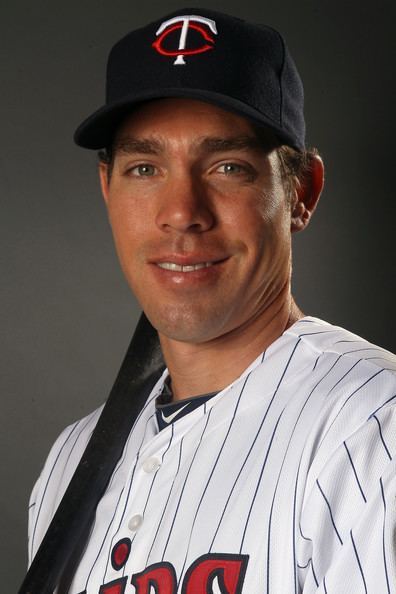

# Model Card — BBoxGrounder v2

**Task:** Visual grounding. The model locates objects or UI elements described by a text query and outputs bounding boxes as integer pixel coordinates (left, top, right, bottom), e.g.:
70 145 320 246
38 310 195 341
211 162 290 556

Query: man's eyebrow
113 137 164 155
112 134 275 156
197 135 273 153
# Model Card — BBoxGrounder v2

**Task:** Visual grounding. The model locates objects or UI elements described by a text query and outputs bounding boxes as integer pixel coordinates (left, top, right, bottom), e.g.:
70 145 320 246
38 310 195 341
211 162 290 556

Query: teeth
157 262 212 272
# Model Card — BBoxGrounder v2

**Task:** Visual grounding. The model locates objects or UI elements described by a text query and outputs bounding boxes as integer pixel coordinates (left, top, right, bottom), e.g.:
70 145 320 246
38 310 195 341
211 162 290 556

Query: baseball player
27 8 396 594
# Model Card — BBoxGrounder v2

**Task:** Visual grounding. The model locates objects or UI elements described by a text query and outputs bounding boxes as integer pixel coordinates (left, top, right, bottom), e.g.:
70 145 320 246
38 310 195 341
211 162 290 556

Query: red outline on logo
181 554 249 594
152 22 215 58
131 562 177 594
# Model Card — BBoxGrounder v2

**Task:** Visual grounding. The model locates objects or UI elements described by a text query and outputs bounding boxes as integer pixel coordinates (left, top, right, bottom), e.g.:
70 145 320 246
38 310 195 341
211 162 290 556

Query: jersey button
128 514 143 532
143 456 161 473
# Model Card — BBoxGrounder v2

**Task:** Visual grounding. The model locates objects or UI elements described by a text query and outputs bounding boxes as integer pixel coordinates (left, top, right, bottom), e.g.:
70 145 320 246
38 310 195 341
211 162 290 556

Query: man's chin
147 309 227 346
158 323 220 346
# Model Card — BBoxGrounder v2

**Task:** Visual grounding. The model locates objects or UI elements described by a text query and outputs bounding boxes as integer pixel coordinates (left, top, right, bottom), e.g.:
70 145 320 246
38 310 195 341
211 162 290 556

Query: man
27 8 396 594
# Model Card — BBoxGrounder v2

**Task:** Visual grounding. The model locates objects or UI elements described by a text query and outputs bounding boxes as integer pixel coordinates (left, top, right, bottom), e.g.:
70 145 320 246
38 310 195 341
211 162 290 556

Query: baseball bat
18 312 165 594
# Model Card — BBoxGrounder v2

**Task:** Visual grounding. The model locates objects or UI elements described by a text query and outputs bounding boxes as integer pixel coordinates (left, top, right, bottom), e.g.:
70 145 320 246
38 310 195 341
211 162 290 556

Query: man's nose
155 174 215 233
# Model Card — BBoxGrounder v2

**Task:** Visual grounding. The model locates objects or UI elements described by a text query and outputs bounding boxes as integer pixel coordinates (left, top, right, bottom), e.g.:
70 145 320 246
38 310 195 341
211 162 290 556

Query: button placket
126 456 162 533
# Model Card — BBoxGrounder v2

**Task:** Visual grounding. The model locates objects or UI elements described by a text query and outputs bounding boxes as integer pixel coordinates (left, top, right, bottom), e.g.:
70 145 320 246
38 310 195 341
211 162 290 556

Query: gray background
2 0 395 588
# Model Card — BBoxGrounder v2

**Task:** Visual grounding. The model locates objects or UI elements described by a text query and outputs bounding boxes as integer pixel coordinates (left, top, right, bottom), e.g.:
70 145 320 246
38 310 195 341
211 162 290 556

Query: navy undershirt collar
155 378 218 431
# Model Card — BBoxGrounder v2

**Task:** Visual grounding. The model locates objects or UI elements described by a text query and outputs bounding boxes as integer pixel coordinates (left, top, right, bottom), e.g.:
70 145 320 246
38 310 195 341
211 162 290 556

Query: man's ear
99 161 110 206
290 155 324 232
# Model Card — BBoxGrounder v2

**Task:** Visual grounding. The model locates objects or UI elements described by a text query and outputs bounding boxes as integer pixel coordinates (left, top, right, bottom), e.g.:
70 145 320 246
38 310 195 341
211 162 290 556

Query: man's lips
156 260 224 272
146 254 231 289
149 254 229 273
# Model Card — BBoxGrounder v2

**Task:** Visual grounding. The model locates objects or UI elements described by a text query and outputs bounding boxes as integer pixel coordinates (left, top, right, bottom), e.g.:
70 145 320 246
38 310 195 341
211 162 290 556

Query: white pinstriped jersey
28 317 396 593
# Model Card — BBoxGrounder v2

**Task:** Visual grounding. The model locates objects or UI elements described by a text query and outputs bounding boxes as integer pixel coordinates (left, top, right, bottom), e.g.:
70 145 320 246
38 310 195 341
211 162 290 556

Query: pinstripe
62 420 98 481
292 353 345 587
208 393 274 551
289 354 347 593
380 477 391 594
112 413 156 529
365 356 395 363
258 352 345 593
133 387 161 425
232 337 303 586
343 441 367 502
178 372 252 577
275 338 301 391
372 415 392 460
299 522 312 543
108 386 160 490
266 413 288 594
129 425 175 552
293 458 303 594
343 347 387 355
30 418 84 559
141 424 175 520
370 395 396 417
240 410 284 554
324 359 361 398
335 340 365 344
316 480 343 545
350 529 367 594
263 338 301 418
144 437 184 567
310 558 319 587
205 331 297 571
313 355 320 370
311 354 342 390
239 410 284 577
298 330 337 338
103 413 157 580
297 559 311 569
297 558 320 588
162 408 213 561
85 486 126 590
323 575 328 594
317 368 384 453
105 419 141 490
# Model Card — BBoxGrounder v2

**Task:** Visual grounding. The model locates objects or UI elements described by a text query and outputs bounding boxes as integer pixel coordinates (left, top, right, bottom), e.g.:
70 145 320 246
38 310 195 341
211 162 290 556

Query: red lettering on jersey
131 562 177 594
182 554 249 594
111 538 132 571
99 576 127 594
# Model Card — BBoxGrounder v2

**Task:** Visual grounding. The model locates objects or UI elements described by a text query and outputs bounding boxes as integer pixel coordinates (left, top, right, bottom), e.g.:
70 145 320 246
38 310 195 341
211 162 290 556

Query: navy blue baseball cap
74 8 305 150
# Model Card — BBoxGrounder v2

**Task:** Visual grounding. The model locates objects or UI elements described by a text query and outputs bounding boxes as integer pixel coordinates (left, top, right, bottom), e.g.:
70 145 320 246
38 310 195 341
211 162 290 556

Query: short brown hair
277 145 320 201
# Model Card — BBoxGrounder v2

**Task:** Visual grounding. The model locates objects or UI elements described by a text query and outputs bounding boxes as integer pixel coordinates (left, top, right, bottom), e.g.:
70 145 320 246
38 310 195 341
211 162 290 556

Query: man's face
100 98 294 344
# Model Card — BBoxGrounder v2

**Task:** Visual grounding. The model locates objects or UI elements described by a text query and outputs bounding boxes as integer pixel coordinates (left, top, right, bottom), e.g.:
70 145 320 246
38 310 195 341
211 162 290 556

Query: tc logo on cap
152 15 218 65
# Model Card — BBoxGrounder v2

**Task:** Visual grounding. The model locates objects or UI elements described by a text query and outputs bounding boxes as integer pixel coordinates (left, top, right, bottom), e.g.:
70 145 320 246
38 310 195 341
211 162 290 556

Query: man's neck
159 288 303 401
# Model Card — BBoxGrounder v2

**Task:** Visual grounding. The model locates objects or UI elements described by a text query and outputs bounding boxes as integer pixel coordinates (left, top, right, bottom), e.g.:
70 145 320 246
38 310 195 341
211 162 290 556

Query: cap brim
73 88 303 150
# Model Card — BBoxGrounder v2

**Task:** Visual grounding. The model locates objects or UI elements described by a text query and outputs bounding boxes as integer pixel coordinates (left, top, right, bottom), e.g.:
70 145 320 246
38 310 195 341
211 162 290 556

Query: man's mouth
157 262 214 272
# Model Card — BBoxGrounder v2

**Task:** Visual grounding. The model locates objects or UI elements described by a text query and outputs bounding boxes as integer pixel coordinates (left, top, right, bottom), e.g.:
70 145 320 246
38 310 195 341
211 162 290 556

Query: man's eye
129 164 157 176
218 163 244 174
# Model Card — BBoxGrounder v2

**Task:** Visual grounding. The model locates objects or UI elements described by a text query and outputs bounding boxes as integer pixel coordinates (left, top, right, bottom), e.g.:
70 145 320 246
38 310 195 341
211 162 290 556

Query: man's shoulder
50 405 104 457
37 405 104 492
288 316 396 375
28 405 105 558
